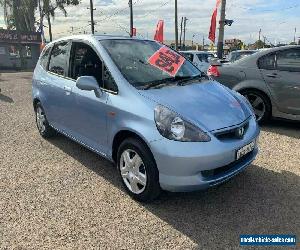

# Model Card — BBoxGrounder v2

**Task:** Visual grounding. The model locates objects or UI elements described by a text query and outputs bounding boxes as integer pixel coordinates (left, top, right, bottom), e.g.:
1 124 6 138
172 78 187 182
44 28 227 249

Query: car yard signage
148 46 186 76
0 29 41 44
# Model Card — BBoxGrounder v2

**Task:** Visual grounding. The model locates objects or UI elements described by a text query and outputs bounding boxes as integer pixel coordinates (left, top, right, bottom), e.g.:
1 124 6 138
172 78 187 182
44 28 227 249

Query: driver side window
69 42 118 92
70 42 102 84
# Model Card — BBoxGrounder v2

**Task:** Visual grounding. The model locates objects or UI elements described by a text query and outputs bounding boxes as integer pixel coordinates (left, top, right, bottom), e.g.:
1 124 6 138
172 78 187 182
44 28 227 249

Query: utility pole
217 0 226 59
89 0 95 34
259 28 261 41
179 17 183 49
294 27 297 43
175 0 178 50
183 17 188 50
129 0 134 37
203 35 205 50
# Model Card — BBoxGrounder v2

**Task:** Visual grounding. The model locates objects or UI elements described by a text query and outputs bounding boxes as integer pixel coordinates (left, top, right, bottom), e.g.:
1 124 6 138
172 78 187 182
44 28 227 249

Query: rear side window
258 53 276 70
276 49 300 72
48 41 69 76
183 53 194 61
197 54 209 63
40 46 51 69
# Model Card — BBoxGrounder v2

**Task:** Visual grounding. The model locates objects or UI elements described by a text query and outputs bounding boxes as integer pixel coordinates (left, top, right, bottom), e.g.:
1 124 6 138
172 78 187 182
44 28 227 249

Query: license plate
236 141 255 160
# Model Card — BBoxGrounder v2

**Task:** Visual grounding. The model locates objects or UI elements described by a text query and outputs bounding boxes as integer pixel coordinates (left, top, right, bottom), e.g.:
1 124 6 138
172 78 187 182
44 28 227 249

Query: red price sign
148 47 186 77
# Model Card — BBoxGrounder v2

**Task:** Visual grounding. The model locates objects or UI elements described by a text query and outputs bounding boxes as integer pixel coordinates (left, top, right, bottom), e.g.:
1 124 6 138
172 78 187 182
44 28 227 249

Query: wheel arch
237 87 272 105
112 130 154 163
32 98 40 110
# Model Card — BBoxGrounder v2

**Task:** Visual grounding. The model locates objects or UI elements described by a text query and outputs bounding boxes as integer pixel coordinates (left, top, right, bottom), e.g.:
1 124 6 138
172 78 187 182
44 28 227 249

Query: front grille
214 121 249 140
201 150 254 180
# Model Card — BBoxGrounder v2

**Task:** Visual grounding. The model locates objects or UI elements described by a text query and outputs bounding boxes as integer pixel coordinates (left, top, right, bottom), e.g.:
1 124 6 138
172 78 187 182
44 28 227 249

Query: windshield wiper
143 77 177 90
177 72 208 86
142 73 207 90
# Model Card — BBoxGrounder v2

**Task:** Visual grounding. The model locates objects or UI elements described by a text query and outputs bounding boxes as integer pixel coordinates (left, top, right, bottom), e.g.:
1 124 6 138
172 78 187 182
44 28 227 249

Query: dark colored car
208 45 300 123
225 50 257 63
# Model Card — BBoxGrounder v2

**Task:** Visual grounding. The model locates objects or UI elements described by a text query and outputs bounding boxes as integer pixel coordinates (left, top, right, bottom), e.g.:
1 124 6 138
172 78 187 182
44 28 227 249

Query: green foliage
0 0 38 31
41 0 80 41
0 0 80 34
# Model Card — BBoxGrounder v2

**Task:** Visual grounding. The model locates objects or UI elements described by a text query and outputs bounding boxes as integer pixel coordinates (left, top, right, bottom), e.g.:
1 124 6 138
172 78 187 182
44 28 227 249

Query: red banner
208 8 218 43
154 20 164 43
132 28 137 36
208 0 221 43
148 46 185 77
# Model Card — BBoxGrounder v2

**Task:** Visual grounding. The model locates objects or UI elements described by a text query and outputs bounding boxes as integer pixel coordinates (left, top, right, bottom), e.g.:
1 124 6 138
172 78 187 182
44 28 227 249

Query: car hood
138 80 250 132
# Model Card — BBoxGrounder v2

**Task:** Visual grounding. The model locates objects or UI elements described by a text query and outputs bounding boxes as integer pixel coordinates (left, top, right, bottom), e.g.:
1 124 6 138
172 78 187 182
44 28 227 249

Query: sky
0 0 299 45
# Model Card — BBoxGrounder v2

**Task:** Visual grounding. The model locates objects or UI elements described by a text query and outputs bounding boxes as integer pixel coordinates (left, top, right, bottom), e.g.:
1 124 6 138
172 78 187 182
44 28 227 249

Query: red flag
154 20 164 43
132 28 137 36
208 0 221 43
208 8 218 43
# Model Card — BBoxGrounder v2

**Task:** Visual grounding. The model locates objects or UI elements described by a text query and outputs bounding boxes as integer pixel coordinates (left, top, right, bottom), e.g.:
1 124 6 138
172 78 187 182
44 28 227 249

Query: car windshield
235 51 256 61
197 54 209 63
99 39 200 89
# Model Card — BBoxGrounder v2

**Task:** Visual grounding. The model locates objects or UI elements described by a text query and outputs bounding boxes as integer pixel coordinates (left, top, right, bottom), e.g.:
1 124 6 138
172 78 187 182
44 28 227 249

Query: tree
252 40 271 49
41 0 80 41
0 0 37 31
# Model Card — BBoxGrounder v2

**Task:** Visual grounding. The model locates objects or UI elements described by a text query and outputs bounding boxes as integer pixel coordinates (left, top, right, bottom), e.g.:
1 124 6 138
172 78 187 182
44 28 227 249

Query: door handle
64 86 72 95
266 73 278 78
64 86 72 91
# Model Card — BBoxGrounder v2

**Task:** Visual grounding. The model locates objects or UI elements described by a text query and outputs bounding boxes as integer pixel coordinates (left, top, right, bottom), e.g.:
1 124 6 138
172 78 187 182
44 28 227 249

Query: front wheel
117 138 161 202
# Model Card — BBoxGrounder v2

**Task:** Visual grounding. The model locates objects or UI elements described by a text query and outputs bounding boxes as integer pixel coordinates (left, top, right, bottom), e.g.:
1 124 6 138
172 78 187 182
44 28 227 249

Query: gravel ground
0 72 299 249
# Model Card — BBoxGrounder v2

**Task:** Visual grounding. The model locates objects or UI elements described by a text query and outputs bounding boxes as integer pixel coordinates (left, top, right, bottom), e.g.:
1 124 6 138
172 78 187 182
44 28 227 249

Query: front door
67 41 109 155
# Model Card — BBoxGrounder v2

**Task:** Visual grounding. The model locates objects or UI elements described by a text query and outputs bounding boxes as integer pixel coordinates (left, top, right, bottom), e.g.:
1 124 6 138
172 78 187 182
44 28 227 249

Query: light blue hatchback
32 35 260 201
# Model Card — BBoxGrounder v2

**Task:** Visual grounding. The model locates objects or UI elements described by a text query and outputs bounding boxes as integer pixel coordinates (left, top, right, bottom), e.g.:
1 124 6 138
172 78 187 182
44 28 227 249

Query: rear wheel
117 138 161 202
240 89 271 123
35 102 56 138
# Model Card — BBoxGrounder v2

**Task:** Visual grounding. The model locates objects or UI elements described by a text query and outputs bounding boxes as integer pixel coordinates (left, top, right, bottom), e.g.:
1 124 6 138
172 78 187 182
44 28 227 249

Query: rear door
259 48 300 115
42 40 74 131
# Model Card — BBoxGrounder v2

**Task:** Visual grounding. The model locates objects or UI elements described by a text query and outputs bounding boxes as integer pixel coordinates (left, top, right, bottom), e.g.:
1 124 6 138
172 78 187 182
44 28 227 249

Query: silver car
208 45 300 123
181 51 216 72
32 35 259 201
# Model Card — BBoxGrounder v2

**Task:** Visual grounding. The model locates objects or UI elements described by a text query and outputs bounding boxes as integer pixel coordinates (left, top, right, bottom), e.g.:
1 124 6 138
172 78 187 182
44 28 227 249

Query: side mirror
76 76 102 98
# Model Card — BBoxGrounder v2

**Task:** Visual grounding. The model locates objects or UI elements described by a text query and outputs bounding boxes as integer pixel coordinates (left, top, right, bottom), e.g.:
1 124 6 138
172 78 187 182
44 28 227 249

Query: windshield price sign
148 46 186 76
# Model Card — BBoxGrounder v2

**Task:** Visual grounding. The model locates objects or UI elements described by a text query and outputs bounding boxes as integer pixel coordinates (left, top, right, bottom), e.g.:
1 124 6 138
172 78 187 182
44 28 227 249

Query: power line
95 0 142 24
233 4 300 12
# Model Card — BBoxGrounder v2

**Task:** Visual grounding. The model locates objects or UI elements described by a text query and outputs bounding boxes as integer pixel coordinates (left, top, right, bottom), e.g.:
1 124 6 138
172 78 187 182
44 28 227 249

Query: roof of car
230 50 257 53
45 34 155 47
181 50 212 54
232 45 300 66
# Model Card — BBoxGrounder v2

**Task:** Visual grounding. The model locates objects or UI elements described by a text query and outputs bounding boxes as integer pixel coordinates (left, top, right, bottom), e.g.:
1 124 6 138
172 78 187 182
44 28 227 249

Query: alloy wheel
244 93 266 122
36 106 46 133
120 149 147 194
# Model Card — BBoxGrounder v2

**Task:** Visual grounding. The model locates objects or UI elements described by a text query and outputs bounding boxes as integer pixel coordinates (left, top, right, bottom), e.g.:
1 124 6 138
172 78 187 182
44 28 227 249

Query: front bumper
149 116 260 192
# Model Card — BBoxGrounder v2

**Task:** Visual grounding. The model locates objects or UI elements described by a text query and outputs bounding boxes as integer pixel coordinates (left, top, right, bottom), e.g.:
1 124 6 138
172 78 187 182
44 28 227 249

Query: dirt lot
0 72 299 249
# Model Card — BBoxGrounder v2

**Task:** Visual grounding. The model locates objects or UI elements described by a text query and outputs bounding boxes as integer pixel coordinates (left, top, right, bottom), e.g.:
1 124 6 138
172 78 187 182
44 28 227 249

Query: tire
34 102 56 138
240 89 271 124
117 137 161 202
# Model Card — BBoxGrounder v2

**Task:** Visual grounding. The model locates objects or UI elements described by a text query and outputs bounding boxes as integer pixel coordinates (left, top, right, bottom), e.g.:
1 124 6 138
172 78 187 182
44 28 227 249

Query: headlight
154 105 211 142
